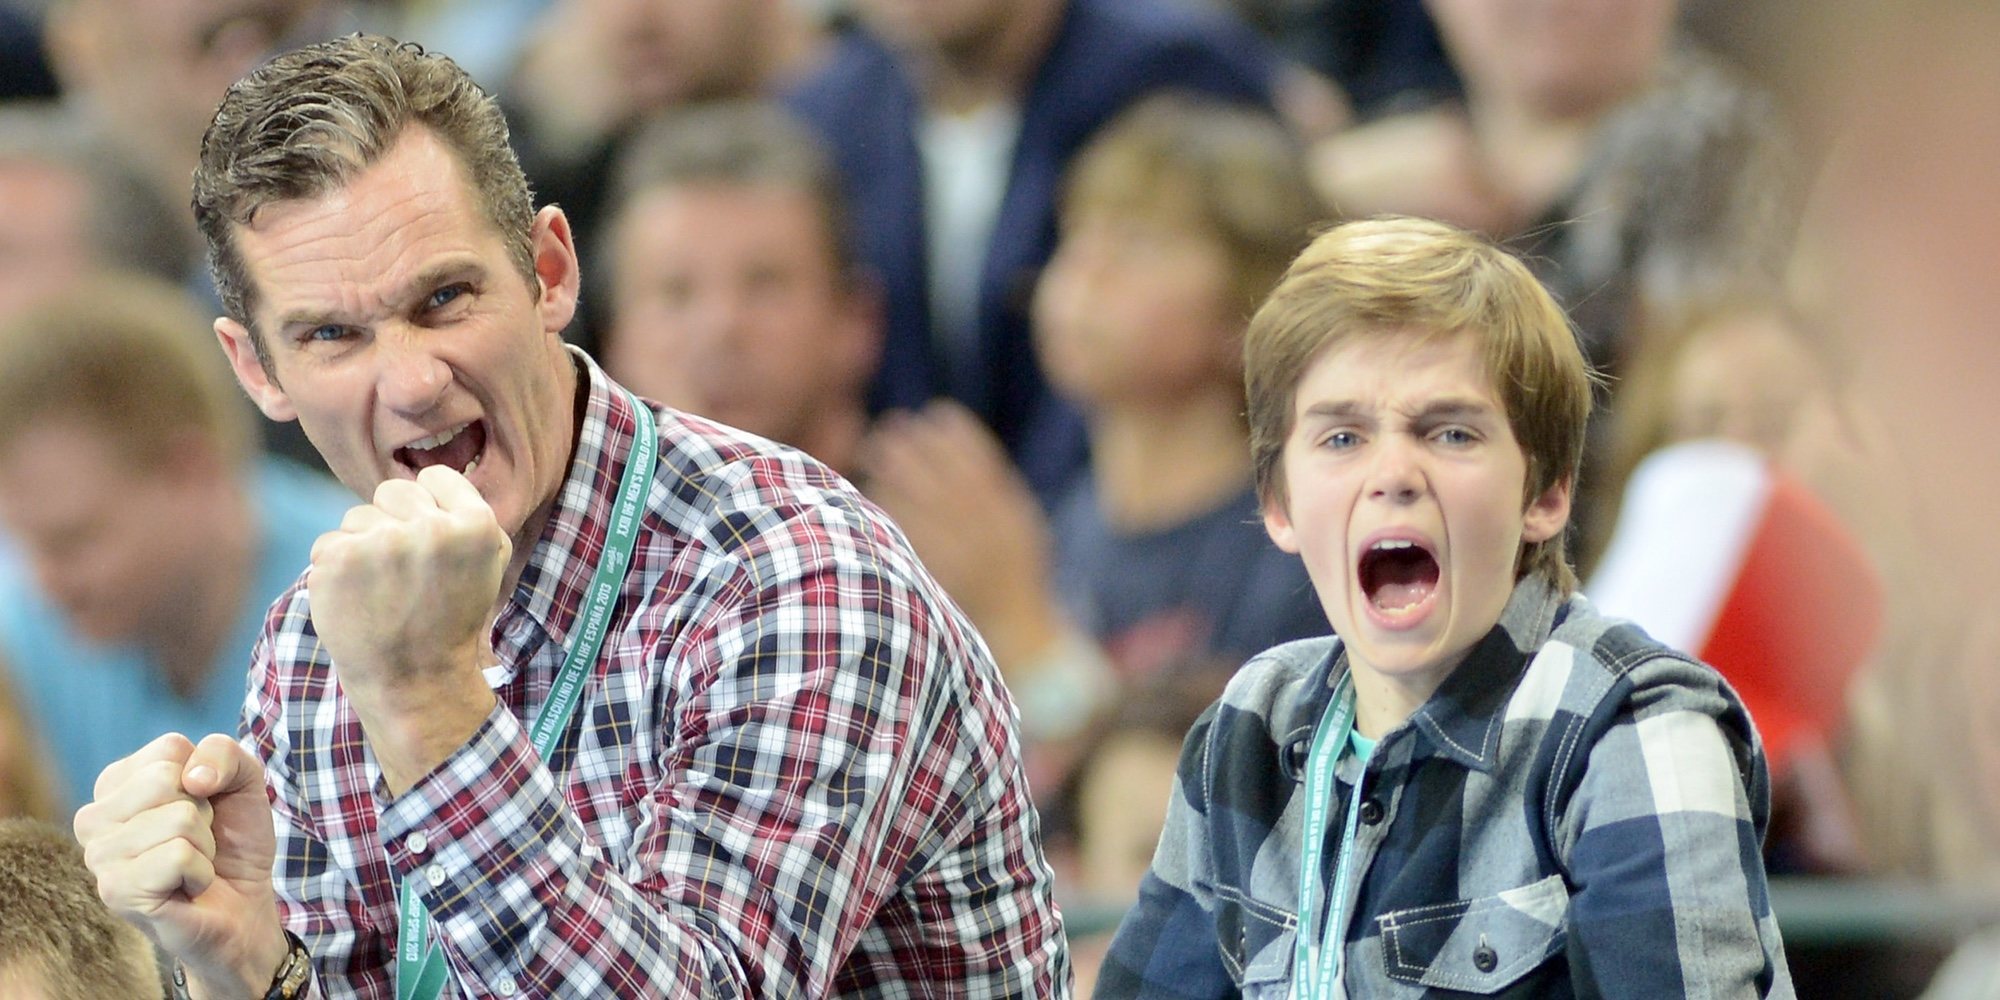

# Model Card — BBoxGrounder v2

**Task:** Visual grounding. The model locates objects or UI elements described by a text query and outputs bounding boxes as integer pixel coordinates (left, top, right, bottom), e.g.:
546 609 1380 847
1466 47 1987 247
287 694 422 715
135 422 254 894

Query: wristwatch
171 930 314 1000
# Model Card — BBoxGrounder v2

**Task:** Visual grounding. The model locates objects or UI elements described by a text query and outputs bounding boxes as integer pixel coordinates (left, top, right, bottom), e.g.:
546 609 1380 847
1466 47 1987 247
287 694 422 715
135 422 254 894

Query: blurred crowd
0 0 1993 996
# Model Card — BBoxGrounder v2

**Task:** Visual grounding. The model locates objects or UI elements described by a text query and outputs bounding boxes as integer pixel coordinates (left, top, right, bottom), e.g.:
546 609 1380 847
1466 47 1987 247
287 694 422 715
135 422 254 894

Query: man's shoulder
645 410 905 570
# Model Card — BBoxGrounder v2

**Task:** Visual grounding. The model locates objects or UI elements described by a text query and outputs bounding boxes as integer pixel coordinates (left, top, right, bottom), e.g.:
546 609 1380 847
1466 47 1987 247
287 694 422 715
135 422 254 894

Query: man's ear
1262 494 1301 554
1521 473 1573 544
530 205 582 336
215 317 297 422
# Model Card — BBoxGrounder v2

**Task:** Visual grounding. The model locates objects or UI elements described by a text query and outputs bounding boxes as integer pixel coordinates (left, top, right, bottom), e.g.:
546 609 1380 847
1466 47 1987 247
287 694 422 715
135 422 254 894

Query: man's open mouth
1359 538 1440 614
394 420 487 476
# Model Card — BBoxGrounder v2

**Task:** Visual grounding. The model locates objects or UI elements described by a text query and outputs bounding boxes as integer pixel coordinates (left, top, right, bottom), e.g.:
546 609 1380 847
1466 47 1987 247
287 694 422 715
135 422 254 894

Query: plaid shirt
242 354 1069 998
1097 577 1792 998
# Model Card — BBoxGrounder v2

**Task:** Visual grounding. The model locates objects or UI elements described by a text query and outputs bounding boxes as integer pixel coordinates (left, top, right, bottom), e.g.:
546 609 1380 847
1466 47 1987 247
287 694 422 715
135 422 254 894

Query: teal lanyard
1294 672 1367 1000
393 395 656 1000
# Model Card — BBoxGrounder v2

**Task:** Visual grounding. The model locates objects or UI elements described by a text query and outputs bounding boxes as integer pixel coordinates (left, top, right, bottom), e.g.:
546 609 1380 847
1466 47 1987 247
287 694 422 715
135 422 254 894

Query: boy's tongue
1365 547 1440 611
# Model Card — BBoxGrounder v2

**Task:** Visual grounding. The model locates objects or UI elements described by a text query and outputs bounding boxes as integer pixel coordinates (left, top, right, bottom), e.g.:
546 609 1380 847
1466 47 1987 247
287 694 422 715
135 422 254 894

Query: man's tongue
398 421 486 474
1365 547 1440 612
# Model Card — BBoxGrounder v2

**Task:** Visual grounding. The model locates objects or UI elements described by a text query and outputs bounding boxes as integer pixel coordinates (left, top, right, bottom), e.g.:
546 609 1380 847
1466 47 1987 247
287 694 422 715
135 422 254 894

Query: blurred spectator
1771 0 2000 899
43 0 346 270
1050 668 1229 997
0 275 350 813
0 668 57 824
0 4 58 99
0 818 167 998
0 104 190 323
785 0 1280 502
1224 0 1458 122
0 101 329 473
507 0 827 323
598 100 880 477
864 94 1326 750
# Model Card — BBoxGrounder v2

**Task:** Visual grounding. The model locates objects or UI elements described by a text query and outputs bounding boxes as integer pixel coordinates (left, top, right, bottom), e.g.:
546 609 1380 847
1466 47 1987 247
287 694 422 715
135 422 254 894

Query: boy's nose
1366 440 1426 503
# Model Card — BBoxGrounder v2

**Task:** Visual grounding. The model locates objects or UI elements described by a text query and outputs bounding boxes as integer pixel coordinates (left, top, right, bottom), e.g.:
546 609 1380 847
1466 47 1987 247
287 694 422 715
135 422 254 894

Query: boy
0 818 167 998
1096 216 1793 997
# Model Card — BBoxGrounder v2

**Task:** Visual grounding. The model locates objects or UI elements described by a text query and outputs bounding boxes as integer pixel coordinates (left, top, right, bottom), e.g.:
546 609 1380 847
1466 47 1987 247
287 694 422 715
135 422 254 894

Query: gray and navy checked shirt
241 352 1070 998
1097 577 1792 998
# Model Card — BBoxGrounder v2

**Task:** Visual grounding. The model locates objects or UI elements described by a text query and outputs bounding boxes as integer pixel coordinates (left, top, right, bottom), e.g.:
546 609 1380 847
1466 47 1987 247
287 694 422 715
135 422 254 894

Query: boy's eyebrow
1297 397 1501 421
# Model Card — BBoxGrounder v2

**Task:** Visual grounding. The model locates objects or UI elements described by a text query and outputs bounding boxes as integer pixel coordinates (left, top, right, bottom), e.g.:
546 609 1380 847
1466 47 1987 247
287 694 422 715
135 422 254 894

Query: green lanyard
1293 672 1369 1000
394 394 656 1000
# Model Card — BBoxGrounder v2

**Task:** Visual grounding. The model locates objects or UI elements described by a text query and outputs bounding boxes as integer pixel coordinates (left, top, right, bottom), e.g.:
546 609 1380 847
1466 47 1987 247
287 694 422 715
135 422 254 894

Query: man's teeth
406 424 469 451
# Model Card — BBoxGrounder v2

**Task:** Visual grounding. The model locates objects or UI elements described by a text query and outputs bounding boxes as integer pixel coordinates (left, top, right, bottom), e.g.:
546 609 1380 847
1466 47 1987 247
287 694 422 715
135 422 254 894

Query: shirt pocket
1374 873 1569 993
1222 893 1298 1000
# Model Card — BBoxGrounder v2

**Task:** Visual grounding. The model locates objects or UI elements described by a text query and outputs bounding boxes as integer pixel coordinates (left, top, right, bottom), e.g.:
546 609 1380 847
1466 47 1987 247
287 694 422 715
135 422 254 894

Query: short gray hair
192 34 535 370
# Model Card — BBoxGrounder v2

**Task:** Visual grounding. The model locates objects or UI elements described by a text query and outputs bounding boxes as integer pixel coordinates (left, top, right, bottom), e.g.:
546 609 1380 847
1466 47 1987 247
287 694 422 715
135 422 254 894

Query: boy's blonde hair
1245 216 1595 592
1061 91 1325 328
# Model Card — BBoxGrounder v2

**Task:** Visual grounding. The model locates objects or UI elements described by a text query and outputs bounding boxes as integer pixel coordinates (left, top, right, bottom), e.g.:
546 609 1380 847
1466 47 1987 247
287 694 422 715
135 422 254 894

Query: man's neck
911 0 1064 115
497 353 586 615
1089 391 1250 532
794 404 870 484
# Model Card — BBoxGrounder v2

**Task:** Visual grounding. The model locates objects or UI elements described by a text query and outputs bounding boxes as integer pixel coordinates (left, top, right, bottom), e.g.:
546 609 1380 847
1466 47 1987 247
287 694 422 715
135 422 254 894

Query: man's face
215 128 580 547
593 0 764 112
1427 0 1677 117
605 182 875 447
855 0 1021 59
0 161 91 322
1263 330 1569 694
0 421 204 642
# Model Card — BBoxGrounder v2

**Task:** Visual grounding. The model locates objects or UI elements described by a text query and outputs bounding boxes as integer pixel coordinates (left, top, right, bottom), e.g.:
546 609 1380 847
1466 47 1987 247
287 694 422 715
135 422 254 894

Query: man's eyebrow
271 260 490 332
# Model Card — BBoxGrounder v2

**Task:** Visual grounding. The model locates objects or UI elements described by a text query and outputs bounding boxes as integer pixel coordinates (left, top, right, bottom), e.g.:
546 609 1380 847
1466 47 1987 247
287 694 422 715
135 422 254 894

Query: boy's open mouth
395 420 487 477
1360 538 1440 614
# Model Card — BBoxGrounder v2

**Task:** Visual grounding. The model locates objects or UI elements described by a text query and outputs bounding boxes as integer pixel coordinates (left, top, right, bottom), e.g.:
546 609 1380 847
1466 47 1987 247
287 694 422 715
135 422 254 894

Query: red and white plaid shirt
243 353 1069 998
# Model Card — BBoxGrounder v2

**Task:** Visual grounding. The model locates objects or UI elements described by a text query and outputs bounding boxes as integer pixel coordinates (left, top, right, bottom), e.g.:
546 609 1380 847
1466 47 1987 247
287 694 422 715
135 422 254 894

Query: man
600 101 880 479
74 35 1066 999
785 0 1279 500
0 275 350 814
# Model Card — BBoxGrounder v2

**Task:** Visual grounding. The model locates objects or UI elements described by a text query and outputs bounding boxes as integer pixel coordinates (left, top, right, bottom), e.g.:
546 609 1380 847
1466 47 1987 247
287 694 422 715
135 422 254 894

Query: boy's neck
1346 650 1471 740
1089 392 1250 532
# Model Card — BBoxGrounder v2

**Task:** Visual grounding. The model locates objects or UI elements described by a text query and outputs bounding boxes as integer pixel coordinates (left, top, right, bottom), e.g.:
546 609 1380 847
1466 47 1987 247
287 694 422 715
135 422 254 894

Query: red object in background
1589 441 1885 771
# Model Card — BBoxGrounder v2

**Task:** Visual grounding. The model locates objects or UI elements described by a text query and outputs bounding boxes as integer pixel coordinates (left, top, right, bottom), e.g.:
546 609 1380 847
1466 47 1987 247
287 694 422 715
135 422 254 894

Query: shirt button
407 831 428 855
426 864 446 888
1358 798 1385 825
496 977 518 996
1473 942 1499 973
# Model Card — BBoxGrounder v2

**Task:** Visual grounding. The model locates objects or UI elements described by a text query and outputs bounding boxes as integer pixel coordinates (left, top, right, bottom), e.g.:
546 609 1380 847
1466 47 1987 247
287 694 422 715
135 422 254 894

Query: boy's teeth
1373 539 1415 551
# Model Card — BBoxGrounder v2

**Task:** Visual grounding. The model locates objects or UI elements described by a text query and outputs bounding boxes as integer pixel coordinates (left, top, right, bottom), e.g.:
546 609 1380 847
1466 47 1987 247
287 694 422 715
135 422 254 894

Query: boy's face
1033 207 1237 407
1263 329 1569 696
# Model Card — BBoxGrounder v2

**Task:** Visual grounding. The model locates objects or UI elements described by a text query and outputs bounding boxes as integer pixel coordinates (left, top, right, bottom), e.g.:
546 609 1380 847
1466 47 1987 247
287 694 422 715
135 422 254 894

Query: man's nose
377 332 451 415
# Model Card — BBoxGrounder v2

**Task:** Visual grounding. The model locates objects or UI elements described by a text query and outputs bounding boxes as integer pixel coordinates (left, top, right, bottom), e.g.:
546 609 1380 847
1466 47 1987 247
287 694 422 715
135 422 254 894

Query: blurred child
0 817 165 997
1097 216 1792 997
864 93 1328 749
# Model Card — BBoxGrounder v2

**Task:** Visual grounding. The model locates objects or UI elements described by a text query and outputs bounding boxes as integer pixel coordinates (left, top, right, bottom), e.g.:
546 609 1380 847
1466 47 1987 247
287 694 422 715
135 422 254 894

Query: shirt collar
1333 575 1565 774
506 348 654 657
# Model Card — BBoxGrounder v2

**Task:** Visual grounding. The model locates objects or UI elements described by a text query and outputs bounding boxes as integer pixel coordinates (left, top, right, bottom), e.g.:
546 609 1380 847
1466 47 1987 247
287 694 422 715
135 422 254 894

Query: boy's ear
1520 474 1573 544
215 317 297 422
1262 495 1301 554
